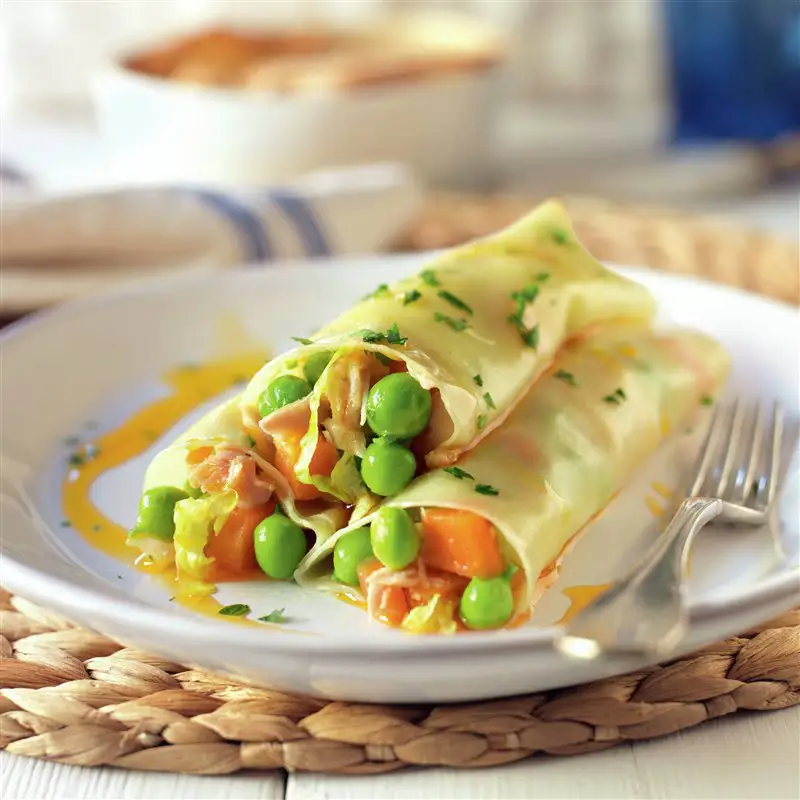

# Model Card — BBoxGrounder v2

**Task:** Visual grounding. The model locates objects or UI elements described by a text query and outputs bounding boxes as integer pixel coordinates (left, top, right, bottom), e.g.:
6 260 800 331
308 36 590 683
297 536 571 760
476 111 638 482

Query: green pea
459 574 514 630
360 438 416 496
333 528 374 586
303 351 333 385
366 373 432 439
130 486 188 540
257 375 311 417
370 507 420 570
253 510 307 580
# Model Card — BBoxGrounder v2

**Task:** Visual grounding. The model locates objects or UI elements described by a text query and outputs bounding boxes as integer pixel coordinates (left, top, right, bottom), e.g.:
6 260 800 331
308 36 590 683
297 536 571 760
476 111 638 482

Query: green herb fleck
359 329 385 344
246 435 257 448
374 352 393 367
360 325 407 346
477 414 488 430
473 374 484 387
169 596 175 602
603 387 627 405
219 604 251 617
403 289 422 306
512 284 540 303
60 519 72 528
143 430 159 442
700 395 714 406
420 269 441 287
522 325 540 349
364 283 390 301
68 453 86 467
444 466 475 481
291 337 313 346
438 290 474 316
434 312 468 332
386 323 408 345
258 608 288 624
483 392 496 410
554 369 578 386
116 575 123 580
92 523 103 532
536 272 550 282
551 228 569 245
475 484 500 496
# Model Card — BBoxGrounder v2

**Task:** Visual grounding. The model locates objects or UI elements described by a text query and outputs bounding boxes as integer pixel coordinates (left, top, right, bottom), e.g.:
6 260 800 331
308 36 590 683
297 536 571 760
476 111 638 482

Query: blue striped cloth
0 162 422 271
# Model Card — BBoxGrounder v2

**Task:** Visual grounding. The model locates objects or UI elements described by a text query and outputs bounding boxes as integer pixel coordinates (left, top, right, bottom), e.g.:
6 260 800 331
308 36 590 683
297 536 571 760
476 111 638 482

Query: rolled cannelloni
296 326 730 633
129 200 656 597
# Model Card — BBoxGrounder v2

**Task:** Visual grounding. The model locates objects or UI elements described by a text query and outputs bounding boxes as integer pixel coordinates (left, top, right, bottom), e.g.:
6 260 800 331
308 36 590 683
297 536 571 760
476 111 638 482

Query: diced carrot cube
420 508 505 579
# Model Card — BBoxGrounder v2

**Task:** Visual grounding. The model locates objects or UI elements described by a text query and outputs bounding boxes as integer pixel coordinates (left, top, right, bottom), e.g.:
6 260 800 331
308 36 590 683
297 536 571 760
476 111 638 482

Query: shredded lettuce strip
401 594 458 635
173 490 238 597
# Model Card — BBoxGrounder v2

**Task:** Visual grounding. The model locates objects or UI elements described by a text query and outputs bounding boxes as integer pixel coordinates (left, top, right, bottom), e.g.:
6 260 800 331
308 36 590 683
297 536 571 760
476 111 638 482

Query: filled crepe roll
296 326 730 633
129 200 654 596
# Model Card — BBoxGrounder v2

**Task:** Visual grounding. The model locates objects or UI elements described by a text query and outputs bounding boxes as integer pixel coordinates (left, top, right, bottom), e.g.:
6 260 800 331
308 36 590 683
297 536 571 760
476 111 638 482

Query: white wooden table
2 113 799 800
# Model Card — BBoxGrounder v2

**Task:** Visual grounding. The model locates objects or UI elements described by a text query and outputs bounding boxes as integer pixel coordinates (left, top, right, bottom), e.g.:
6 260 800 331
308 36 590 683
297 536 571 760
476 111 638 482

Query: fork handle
556 496 723 658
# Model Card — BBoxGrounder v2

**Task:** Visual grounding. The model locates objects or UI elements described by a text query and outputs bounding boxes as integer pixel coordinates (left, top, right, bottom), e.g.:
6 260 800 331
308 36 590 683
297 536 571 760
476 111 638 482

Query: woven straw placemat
1 590 798 774
1 196 798 775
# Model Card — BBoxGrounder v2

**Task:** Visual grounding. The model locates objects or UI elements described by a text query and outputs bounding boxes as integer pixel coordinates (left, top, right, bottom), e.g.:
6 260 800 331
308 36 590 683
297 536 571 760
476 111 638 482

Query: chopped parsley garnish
374 352 393 367
473 374 484 387
246 435 257 448
603 388 627 405
258 608 288 624
386 323 408 345
434 312 469 332
403 289 422 306
551 228 569 245
483 392 496 410
438 290 473 316
364 283 390 301
522 325 540 349
291 336 313 346
512 284 540 303
475 484 500 496
554 369 578 386
68 453 86 467
700 395 714 406
420 269 441 287
360 329 385 343
477 414 488 430
60 519 72 528
536 272 550 282
444 466 475 481
360 324 408 346
219 604 251 617
508 285 541 348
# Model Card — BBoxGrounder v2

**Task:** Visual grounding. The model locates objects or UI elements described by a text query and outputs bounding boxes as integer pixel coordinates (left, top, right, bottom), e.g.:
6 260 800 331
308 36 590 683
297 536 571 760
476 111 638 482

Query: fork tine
689 402 727 496
732 399 765 505
715 399 747 497
763 401 784 508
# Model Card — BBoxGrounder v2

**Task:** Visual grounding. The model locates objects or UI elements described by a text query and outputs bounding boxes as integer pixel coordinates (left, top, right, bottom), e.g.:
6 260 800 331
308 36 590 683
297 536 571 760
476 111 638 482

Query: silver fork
555 398 786 660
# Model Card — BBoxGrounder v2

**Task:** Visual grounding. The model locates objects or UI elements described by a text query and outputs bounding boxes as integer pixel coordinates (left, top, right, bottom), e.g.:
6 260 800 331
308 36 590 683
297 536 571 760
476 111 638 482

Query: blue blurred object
663 0 800 143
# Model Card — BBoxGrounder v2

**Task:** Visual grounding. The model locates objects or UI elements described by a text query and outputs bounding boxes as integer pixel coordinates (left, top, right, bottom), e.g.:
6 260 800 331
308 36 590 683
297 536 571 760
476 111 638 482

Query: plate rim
2 254 799 659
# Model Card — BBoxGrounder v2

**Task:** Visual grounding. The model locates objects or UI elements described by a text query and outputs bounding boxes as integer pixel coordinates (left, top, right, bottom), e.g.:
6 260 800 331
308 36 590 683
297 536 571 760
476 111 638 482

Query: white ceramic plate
2 256 798 703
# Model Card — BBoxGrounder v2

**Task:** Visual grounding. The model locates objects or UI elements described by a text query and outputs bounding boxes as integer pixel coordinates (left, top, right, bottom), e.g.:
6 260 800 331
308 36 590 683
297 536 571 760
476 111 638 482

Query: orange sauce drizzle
61 350 268 623
557 583 613 624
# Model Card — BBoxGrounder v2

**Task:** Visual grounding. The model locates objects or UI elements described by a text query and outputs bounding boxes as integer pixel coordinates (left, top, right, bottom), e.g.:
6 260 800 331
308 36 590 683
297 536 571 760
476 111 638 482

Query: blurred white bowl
92 14 503 190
